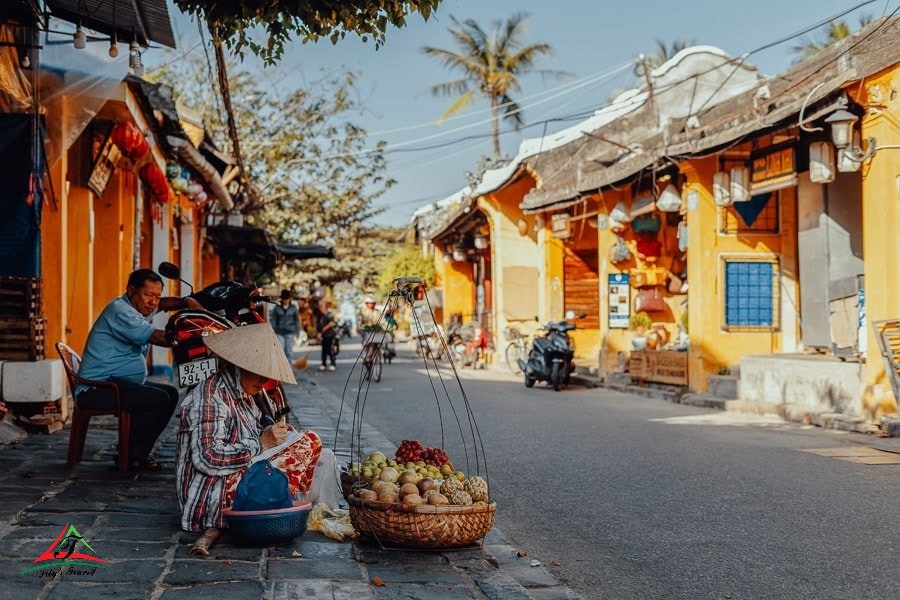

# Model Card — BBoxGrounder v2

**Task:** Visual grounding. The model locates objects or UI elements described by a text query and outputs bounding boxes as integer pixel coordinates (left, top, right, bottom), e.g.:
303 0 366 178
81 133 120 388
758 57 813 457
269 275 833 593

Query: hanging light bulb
108 32 119 57
73 23 86 49
129 39 143 75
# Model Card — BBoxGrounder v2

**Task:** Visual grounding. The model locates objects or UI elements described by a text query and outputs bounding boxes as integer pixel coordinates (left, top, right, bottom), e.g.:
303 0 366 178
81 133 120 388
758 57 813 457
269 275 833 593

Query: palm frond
436 90 474 125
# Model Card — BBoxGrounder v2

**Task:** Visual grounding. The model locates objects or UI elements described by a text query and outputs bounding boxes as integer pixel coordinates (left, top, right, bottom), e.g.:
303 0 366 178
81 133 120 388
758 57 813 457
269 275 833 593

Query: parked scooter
517 312 585 391
157 262 290 423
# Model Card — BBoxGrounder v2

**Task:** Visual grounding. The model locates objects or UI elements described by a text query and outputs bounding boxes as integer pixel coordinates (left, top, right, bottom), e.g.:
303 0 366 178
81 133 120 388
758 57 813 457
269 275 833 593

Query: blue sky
154 0 891 226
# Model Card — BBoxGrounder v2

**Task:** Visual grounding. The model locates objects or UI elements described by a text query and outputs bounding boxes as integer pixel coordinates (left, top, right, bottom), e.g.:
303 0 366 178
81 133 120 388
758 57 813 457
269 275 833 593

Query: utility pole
638 54 657 126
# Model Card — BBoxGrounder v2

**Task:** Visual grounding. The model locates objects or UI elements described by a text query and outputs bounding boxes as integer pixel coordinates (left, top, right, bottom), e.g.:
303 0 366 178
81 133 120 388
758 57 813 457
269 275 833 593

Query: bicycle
503 326 528 375
362 340 382 382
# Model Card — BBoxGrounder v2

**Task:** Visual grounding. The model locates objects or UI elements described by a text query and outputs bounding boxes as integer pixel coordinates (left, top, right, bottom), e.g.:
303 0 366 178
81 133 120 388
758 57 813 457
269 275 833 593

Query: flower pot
631 336 648 351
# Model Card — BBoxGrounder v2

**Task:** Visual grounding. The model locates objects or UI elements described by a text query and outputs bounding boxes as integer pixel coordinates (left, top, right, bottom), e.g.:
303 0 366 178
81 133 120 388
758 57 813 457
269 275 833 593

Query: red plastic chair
56 342 131 472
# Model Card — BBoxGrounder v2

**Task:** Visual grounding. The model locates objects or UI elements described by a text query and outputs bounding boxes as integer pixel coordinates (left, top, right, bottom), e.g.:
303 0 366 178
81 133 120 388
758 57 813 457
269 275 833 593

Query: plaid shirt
176 368 263 531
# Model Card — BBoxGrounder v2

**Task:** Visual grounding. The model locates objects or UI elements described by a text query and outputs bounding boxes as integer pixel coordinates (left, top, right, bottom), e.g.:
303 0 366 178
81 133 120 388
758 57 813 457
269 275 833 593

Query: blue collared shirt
75 294 157 396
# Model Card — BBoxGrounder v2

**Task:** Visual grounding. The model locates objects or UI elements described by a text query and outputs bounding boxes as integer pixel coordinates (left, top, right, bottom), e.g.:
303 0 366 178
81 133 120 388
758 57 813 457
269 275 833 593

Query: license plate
178 357 218 387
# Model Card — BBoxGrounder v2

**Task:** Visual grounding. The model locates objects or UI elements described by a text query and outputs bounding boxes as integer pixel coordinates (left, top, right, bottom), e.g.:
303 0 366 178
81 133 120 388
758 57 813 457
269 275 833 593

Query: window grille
722 257 780 331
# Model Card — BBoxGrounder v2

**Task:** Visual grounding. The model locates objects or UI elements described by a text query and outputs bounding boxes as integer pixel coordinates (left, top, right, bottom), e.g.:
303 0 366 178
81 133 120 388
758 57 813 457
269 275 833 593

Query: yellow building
424 18 899 423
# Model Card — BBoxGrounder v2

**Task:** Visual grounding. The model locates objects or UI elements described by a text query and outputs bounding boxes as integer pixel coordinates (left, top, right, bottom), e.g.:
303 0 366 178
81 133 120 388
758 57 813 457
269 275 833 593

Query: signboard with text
608 273 630 329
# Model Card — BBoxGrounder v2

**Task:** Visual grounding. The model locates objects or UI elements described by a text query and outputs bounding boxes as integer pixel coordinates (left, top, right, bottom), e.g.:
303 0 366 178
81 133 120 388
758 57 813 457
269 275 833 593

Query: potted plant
628 311 652 351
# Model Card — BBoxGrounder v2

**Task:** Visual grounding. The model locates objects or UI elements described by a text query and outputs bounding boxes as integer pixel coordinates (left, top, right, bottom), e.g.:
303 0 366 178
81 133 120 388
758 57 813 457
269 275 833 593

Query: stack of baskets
337 277 495 550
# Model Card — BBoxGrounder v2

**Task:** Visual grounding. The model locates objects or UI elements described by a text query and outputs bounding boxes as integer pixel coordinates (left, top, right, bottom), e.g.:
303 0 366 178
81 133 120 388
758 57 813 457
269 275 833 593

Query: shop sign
551 213 571 239
87 134 121 198
750 143 796 194
608 273 630 329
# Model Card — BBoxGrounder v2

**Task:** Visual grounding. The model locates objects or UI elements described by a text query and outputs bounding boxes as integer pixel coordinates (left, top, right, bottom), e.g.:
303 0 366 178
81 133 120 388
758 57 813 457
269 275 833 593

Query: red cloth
636 237 662 259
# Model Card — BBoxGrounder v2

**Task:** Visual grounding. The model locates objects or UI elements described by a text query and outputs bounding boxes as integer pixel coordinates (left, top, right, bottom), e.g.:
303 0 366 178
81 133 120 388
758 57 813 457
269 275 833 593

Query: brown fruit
417 477 437 494
427 493 449 505
357 489 377 502
399 483 419 497
377 492 398 504
403 494 425 505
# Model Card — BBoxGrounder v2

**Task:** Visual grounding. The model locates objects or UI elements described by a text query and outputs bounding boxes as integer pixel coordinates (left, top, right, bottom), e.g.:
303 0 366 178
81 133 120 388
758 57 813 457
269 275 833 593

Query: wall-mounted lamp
824 108 876 167
73 23 86 49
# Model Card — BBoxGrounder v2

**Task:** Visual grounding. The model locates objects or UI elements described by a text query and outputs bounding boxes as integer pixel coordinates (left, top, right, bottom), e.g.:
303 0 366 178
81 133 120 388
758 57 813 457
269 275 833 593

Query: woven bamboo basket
340 471 376 500
347 496 495 549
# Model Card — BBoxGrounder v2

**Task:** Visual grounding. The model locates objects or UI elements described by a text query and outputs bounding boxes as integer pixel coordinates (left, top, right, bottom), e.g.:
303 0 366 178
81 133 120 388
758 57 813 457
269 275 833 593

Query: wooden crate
629 350 688 386
0 318 46 361
0 277 42 319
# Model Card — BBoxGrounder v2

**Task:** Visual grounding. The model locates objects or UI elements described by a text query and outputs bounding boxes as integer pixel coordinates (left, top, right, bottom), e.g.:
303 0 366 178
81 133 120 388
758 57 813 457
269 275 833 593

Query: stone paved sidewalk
0 373 578 600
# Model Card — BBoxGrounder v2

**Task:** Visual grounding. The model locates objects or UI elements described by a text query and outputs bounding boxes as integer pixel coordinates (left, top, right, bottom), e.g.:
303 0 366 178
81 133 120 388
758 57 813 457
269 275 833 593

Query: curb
571 372 896 438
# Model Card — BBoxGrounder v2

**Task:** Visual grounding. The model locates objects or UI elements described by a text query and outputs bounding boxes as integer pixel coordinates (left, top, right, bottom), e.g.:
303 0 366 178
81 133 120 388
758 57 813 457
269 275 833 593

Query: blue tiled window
724 260 778 329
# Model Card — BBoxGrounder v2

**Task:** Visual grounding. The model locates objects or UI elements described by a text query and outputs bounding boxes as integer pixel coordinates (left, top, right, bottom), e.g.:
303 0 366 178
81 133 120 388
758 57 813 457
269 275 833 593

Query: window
719 191 780 234
721 257 780 331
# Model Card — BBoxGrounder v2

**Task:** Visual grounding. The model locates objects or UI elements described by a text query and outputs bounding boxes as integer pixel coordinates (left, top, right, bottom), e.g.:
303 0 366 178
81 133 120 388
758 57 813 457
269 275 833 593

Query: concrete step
707 374 739 400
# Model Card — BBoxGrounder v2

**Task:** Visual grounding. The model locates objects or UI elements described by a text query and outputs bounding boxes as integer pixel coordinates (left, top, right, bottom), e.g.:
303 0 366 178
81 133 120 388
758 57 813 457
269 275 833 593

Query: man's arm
148 329 170 347
158 296 203 312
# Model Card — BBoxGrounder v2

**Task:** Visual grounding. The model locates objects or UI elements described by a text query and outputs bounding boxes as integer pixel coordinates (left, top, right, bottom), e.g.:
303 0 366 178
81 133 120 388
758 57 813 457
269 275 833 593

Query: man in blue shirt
77 268 201 470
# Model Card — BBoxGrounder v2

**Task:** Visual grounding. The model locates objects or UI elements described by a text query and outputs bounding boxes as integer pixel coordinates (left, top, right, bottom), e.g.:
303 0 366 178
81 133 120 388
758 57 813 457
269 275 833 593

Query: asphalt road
312 339 900 600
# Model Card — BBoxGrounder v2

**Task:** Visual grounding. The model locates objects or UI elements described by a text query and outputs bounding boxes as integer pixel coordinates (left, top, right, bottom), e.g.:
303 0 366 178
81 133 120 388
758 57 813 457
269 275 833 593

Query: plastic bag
232 460 293 511
610 201 632 223
306 503 358 542
609 236 632 264
631 195 655 217
308 448 343 509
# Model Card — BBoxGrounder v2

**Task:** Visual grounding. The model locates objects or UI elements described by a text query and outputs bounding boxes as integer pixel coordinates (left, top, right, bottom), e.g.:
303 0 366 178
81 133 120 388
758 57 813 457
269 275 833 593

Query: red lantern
139 162 173 205
110 121 150 162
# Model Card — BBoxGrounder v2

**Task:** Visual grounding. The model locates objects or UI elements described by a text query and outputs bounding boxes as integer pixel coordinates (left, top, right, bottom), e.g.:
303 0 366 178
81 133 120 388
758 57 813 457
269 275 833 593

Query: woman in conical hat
175 323 321 554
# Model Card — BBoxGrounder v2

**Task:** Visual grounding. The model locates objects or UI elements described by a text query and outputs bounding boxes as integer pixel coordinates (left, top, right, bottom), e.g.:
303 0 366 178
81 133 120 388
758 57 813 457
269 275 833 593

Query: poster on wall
608 273 631 329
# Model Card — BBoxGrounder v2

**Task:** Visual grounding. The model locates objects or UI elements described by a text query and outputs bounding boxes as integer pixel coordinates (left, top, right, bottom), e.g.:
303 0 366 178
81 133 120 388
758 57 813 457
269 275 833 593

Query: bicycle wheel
372 351 382 382
505 341 524 374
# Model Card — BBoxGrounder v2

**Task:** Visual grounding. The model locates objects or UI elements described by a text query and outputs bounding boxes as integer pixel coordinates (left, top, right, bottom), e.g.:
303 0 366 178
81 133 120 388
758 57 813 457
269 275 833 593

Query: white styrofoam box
730 166 750 202
1 359 64 403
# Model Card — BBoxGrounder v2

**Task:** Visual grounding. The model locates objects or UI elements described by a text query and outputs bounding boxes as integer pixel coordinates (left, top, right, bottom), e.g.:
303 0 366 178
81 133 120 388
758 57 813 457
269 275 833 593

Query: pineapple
463 476 489 503
440 477 463 496
448 490 473 506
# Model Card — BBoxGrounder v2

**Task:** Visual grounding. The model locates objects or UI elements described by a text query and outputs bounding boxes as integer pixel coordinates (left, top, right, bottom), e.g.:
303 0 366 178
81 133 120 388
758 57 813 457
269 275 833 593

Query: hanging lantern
139 162 173 205
110 121 149 162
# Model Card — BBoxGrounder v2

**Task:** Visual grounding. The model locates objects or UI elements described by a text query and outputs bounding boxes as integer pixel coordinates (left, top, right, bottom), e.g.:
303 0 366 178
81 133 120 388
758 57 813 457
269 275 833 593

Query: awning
206 225 334 272
44 0 175 48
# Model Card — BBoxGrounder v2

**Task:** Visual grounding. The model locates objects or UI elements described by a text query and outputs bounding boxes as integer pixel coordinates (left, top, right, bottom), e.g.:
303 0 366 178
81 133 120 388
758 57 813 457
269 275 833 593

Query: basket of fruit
337 278 494 550
343 441 494 549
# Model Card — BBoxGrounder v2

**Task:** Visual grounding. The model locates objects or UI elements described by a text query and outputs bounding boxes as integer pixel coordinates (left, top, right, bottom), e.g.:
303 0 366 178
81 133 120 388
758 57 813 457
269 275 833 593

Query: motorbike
517 313 584 391
337 318 353 339
446 321 485 369
157 261 290 423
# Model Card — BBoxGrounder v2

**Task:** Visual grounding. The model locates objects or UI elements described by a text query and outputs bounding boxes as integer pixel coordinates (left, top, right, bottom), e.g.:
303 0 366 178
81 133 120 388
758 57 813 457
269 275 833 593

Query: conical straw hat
203 323 297 384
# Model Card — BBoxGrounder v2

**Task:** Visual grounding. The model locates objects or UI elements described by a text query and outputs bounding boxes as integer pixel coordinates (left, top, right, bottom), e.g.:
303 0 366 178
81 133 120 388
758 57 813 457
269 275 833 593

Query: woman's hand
259 422 289 450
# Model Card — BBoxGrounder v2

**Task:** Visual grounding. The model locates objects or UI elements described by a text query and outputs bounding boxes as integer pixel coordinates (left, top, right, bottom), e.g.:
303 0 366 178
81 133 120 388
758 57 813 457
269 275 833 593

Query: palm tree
645 39 695 69
792 16 873 61
422 12 560 159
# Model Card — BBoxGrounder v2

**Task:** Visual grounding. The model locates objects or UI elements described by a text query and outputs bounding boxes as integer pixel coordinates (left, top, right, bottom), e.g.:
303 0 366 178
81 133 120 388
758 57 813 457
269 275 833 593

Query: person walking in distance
314 299 337 371
271 289 301 362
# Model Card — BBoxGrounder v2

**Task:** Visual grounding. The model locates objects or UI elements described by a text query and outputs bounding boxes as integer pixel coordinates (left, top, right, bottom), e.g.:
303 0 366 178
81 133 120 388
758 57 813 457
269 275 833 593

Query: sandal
128 456 162 471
